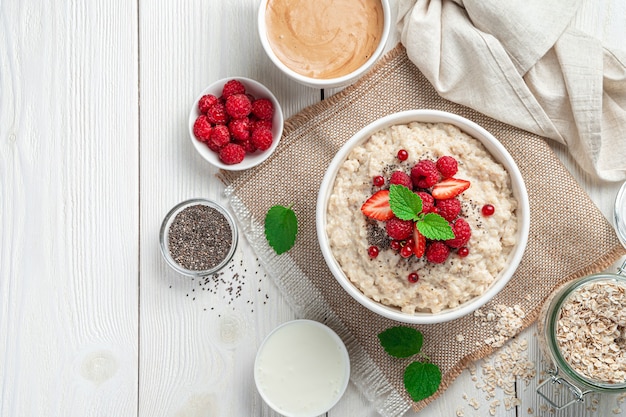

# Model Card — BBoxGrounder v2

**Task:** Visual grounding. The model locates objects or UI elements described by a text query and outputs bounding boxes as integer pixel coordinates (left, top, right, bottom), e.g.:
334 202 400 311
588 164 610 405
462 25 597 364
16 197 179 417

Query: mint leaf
389 185 422 221
377 326 423 358
404 362 442 402
264 205 298 255
416 213 455 240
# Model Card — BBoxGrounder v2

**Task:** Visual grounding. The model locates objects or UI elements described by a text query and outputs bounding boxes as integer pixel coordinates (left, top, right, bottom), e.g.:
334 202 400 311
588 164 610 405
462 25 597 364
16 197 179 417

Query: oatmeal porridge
325 121 518 314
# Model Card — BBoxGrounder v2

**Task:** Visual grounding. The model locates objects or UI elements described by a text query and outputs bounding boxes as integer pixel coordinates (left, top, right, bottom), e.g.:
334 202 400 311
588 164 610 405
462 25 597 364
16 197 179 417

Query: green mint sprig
378 326 442 402
264 204 298 255
388 185 454 241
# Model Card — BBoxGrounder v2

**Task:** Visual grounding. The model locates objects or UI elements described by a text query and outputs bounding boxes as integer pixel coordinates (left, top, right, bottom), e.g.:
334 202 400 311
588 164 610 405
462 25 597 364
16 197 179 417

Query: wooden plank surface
1 0 624 416
0 1 139 416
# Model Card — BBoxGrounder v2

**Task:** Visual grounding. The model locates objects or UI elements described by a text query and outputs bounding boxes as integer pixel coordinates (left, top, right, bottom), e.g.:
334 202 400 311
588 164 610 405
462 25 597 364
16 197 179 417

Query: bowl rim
257 0 391 89
188 76 284 171
253 319 351 417
316 109 530 324
159 198 239 277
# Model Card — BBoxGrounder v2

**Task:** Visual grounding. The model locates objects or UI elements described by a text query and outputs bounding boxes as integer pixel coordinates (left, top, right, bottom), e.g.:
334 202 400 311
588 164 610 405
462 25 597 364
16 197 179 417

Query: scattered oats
455 406 465 416
476 304 526 347
539 403 549 412
467 338 535 415
527 407 534 414
613 408 622 414
489 400 500 415
468 398 480 410
456 334 465 342
618 392 626 404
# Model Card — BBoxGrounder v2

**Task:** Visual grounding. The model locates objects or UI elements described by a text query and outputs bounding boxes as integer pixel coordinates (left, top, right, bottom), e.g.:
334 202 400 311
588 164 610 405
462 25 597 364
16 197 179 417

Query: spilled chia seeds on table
171 257 271 315
168 204 232 271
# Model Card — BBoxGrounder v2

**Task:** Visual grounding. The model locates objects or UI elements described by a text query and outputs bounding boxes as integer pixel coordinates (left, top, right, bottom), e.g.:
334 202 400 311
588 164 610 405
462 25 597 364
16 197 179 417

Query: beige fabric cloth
397 0 626 182
221 46 626 416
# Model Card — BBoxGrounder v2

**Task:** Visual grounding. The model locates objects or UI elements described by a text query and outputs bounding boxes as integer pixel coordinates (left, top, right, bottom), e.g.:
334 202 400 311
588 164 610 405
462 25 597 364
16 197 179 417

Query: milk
254 320 350 417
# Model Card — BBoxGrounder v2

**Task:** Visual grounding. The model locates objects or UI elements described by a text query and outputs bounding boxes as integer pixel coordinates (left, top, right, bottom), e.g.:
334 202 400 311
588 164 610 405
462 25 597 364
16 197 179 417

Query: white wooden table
2 1 625 416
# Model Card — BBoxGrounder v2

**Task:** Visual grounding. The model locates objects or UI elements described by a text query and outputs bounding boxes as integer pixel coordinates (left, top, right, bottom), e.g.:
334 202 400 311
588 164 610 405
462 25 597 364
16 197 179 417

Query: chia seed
168 204 232 271
366 219 390 250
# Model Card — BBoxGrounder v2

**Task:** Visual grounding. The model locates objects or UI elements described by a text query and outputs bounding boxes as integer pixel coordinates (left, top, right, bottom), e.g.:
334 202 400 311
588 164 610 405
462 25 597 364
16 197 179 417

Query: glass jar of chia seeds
536 182 626 409
159 198 239 277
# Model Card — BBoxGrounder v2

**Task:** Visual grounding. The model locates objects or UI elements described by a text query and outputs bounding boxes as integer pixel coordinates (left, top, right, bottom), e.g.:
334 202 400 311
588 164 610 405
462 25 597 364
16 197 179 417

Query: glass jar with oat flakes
537 182 626 409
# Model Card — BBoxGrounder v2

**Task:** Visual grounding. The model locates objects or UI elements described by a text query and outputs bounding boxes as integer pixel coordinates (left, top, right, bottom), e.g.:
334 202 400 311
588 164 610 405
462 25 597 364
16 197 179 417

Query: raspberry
228 118 251 142
385 217 414 240
445 218 471 248
198 94 219 114
206 102 230 125
426 241 450 264
192 115 212 142
225 94 252 119
240 139 257 153
218 143 246 164
251 98 274 120
222 79 246 99
252 118 273 131
251 127 273 151
206 124 230 152
389 171 412 188
436 156 458 178
411 160 439 188
416 191 434 214
436 198 461 221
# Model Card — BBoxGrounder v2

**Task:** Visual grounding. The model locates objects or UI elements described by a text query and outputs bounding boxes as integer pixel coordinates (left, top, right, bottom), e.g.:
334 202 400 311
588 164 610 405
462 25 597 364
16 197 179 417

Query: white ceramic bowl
257 0 391 89
316 110 530 324
254 320 350 417
188 77 284 171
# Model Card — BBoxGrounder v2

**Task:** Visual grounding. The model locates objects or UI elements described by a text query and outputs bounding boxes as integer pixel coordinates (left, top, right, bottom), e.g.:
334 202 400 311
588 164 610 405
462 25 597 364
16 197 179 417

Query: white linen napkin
397 0 626 181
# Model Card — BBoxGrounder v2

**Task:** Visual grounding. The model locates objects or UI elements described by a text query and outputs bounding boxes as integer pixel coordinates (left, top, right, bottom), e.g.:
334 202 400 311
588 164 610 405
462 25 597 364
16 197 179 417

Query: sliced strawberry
431 178 470 200
412 226 426 258
360 190 393 221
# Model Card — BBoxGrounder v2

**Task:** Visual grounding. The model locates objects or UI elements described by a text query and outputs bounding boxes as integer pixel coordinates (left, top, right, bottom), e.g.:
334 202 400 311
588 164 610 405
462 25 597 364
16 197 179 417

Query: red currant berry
408 272 419 283
390 240 402 251
482 204 495 216
405 238 415 247
457 247 469 257
400 245 413 258
373 175 385 187
368 246 379 258
397 149 409 161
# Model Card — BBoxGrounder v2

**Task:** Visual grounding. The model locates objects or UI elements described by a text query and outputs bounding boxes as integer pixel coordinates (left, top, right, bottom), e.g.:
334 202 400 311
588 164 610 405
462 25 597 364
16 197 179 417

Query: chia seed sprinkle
168 204 232 271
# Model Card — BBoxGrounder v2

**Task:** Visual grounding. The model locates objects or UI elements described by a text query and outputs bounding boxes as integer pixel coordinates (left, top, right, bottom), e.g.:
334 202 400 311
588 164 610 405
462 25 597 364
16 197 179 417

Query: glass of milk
254 319 351 417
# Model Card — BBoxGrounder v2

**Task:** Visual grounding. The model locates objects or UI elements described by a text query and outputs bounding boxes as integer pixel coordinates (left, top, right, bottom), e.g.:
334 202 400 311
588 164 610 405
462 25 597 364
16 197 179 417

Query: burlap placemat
220 44 626 416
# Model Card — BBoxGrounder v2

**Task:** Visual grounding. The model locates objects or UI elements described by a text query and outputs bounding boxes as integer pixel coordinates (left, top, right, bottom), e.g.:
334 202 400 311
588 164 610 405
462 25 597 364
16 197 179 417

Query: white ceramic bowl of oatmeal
316 110 530 324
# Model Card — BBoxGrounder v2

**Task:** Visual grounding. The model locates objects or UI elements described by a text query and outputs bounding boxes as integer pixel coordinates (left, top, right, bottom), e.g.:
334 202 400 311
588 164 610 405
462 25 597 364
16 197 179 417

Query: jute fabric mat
220 44 626 415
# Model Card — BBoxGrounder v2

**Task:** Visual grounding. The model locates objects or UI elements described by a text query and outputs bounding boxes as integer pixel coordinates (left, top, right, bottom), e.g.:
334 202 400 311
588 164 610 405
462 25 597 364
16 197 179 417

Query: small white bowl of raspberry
189 77 284 171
